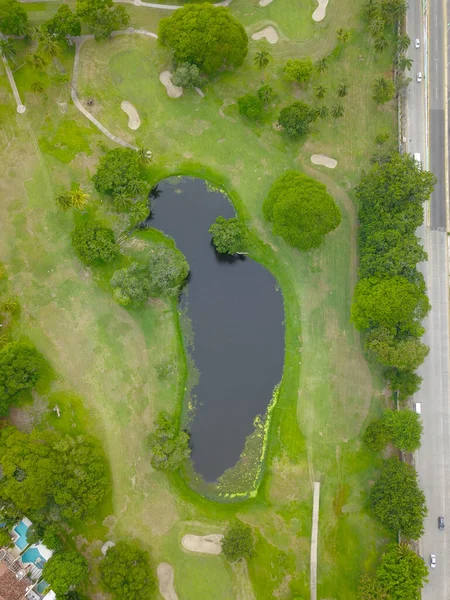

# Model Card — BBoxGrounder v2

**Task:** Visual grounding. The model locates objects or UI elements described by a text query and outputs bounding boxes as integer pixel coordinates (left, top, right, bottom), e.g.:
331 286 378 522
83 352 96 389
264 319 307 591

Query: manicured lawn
0 0 397 597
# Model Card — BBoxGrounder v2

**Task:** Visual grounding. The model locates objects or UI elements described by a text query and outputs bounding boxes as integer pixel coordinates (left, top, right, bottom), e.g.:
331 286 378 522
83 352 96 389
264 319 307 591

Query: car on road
417 72 423 83
415 38 420 48
439 516 445 530
430 554 436 568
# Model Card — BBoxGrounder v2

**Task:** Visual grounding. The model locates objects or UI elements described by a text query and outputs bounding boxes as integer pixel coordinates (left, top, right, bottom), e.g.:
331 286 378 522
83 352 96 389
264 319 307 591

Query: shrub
263 171 341 250
0 341 43 416
363 419 389 451
222 520 254 561
278 101 315 138
71 221 118 265
209 216 246 254
147 411 190 471
100 541 156 600
171 62 204 88
237 94 263 120
284 58 314 84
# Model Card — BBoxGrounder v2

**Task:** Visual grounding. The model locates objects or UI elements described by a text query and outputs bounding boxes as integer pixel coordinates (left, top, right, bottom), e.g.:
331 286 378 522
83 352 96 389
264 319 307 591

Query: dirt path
231 560 256 600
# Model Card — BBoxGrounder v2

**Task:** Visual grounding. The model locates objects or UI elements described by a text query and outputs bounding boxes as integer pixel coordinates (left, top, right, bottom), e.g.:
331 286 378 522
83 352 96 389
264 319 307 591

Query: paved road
406 0 450 597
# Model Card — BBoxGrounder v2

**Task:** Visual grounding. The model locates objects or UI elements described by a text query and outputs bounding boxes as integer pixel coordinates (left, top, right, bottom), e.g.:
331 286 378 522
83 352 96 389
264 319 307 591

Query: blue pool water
21 547 46 569
13 521 29 550
36 580 49 594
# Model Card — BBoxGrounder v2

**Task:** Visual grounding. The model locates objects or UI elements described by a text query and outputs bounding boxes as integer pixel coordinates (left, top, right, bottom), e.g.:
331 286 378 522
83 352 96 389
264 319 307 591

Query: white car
430 554 436 568
417 72 423 83
415 38 420 49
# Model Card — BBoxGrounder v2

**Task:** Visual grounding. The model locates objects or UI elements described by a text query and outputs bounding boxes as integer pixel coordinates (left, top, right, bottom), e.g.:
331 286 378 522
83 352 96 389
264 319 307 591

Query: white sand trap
181 534 224 555
121 101 141 130
259 0 274 6
157 563 178 600
312 0 329 21
159 71 183 99
311 154 337 168
101 541 115 555
251 26 278 44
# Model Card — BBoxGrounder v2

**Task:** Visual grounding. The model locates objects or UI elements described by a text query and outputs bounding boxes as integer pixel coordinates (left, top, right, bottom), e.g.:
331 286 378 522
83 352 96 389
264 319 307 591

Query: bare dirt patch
181 533 224 554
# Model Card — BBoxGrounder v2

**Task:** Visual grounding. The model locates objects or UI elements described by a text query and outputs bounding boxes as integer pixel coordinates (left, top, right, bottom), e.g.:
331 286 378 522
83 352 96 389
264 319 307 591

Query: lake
149 177 285 482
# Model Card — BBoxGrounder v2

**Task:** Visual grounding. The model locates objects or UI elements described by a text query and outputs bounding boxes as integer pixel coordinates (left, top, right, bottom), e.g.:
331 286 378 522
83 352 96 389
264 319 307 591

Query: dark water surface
149 178 285 481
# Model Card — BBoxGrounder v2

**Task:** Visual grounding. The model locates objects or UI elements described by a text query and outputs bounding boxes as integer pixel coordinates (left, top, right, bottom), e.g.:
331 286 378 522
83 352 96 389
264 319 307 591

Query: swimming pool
13 521 29 551
36 580 49 594
21 547 46 569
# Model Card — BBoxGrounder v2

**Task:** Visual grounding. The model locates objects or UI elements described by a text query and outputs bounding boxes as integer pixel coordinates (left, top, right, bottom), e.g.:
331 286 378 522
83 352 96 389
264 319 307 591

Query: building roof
0 567 27 600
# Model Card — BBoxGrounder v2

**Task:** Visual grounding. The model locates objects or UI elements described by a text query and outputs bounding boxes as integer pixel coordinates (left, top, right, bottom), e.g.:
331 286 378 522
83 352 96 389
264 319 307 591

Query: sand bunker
259 0 274 6
101 541 115 555
311 154 337 168
312 0 329 21
181 534 224 555
121 101 141 130
159 71 183 99
157 563 178 600
251 26 278 44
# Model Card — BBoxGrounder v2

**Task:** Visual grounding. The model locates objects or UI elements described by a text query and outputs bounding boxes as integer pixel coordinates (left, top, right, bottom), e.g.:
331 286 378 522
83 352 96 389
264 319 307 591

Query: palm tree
337 82 349 98
0 39 16 63
315 105 329 119
136 147 152 164
374 35 389 54
331 103 344 119
68 187 89 211
336 28 351 56
55 192 72 210
315 56 329 74
127 179 146 197
396 33 411 53
254 49 270 70
397 54 413 71
130 202 149 222
25 52 47 71
31 81 47 99
362 0 381 21
368 17 385 39
314 84 327 100
258 84 274 104
1 299 19 314
113 193 132 212
38 33 62 59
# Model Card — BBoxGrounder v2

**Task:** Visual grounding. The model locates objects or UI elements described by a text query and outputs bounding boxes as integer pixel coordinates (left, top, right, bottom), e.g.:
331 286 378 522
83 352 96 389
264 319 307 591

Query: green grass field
0 0 397 597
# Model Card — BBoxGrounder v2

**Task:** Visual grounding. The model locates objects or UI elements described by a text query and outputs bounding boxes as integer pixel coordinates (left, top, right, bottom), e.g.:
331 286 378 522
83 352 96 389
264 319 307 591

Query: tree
171 62 204 89
331 103 344 119
237 94 263 121
315 56 328 73
376 543 428 599
315 105 329 119
110 243 189 306
351 276 430 335
370 457 427 539
25 52 47 71
257 84 274 104
373 75 395 104
37 32 62 58
100 542 156 600
0 39 16 63
314 84 327 99
42 5 81 40
113 193 132 212
147 411 190 471
0 341 42 416
263 171 341 251
43 552 88 596
159 4 248 74
93 148 144 197
375 131 390 145
384 409 423 452
71 221 118 265
31 81 47 98
396 33 411 53
368 17 385 39
365 327 429 370
337 82 349 97
284 58 314 85
254 49 270 69
209 216 246 255
363 419 389 451
358 575 387 600
397 54 413 71
0 528 12 548
27 522 63 551
129 201 149 223
278 101 315 138
68 187 90 211
374 35 389 54
222 520 254 562
336 27 351 56
0 0 29 35
385 367 422 401
1 298 18 314
55 191 72 210
76 0 129 41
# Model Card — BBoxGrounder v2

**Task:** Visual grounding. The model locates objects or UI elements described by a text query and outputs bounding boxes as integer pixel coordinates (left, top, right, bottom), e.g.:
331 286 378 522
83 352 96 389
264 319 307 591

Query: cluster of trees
209 216 247 255
43 551 89 596
359 543 428 600
363 408 423 452
100 541 156 599
352 153 436 395
263 171 341 251
55 187 90 212
110 242 189 306
237 84 276 121
76 0 129 41
0 341 43 416
222 520 254 562
0 0 29 36
72 220 118 265
147 411 190 471
362 0 407 54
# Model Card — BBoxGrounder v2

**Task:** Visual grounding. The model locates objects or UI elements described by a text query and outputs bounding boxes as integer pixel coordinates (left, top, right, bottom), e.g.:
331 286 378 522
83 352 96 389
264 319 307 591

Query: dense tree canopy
365 327 429 370
370 457 427 539
43 4 81 39
76 0 129 40
111 243 189 305
0 341 43 416
100 541 156 600
43 552 88 596
263 171 341 250
237 94 263 120
222 520 254 561
71 221 118 265
0 0 29 35
209 216 246 255
384 409 423 452
376 543 428 600
158 4 248 74
278 101 315 138
0 426 109 520
284 58 314 84
385 367 422 401
147 411 190 471
93 148 145 197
